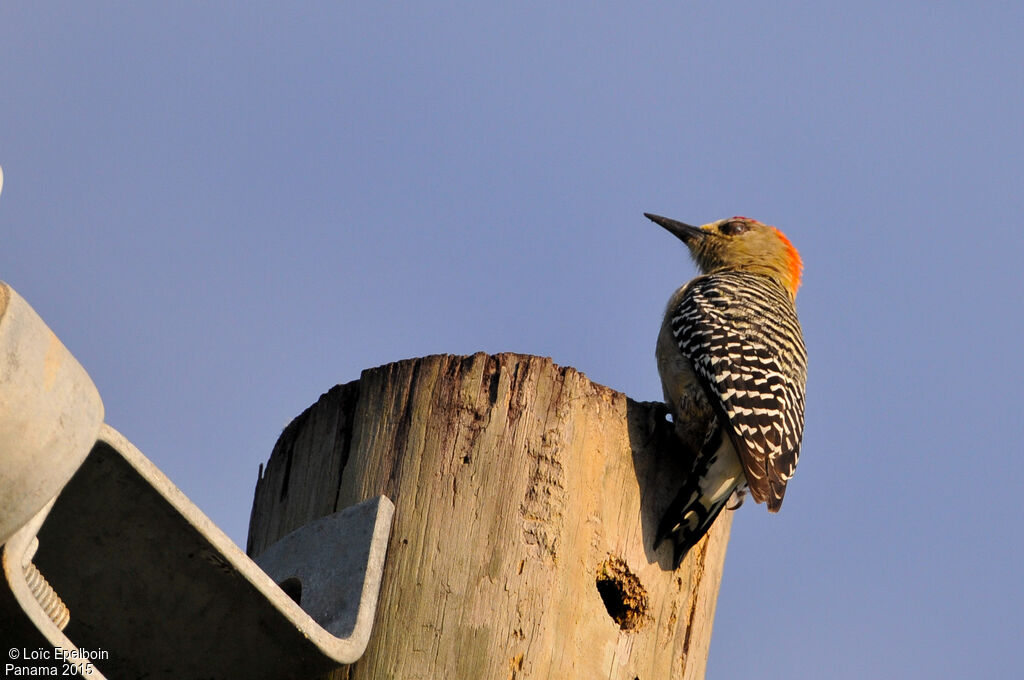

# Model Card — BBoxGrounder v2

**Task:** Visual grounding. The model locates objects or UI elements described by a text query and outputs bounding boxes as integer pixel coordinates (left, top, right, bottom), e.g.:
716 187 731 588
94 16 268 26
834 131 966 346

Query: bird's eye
719 221 749 236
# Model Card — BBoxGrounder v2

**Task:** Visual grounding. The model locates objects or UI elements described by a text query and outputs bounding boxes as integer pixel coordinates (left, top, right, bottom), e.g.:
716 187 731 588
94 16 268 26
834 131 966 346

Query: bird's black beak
644 213 705 244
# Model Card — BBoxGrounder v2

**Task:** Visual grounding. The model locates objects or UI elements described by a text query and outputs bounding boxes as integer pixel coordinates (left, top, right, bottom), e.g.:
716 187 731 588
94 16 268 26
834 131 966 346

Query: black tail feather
656 485 730 567
655 426 730 567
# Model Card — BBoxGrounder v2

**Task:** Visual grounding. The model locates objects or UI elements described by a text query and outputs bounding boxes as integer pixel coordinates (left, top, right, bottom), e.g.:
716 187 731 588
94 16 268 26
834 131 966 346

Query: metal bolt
23 561 70 630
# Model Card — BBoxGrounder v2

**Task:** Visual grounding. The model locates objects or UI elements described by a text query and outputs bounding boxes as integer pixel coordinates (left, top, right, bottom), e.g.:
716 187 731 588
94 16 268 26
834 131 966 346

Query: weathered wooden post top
248 352 732 680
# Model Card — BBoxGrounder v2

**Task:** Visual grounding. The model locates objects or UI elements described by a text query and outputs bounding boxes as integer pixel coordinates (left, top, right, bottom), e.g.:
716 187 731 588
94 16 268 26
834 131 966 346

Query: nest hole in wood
595 556 648 631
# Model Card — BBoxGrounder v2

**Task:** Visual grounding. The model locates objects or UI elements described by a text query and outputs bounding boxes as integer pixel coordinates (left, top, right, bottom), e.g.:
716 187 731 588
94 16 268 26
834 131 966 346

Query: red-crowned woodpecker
645 213 807 567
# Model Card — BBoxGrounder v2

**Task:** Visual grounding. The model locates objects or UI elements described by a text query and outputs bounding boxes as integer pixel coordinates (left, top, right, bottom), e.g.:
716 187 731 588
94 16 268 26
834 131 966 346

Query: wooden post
247 353 732 680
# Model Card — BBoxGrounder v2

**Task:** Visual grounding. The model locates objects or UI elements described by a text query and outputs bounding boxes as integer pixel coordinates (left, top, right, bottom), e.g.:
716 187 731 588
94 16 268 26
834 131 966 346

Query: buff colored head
644 213 803 298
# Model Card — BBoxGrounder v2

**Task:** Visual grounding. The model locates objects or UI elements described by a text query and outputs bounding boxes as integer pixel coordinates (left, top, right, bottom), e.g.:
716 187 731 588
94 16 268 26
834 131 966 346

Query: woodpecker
645 212 807 567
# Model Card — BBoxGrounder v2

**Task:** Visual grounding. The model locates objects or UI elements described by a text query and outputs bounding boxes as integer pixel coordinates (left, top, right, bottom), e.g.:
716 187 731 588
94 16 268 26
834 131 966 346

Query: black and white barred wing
670 272 808 511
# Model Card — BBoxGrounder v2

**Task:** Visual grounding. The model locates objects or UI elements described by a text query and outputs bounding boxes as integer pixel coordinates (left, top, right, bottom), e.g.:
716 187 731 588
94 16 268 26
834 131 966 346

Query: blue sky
2 3 1022 677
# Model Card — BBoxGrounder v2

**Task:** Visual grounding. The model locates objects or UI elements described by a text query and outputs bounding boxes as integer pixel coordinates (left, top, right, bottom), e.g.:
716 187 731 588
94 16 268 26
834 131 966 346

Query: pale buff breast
656 291 716 455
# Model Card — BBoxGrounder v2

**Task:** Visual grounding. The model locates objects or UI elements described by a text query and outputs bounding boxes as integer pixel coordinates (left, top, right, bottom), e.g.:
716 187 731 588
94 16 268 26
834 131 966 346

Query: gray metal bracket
0 281 393 678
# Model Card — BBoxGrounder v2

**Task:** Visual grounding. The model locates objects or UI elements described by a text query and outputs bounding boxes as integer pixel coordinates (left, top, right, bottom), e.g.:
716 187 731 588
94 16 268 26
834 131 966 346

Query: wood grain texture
247 353 732 680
